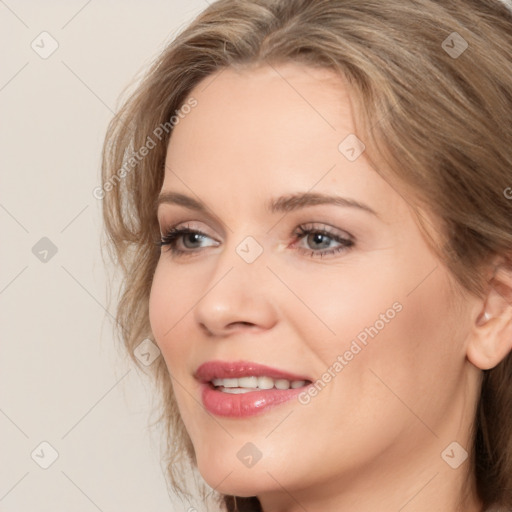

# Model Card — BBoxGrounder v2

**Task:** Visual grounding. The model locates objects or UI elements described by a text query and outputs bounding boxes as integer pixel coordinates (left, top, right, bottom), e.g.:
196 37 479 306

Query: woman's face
149 63 480 508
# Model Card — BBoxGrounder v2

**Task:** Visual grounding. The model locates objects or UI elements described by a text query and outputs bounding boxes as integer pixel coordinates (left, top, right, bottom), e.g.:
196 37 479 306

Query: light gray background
3 1 512 512
0 1 211 511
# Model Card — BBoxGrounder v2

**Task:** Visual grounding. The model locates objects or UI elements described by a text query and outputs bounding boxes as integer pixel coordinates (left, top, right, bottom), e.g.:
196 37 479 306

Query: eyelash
155 223 354 259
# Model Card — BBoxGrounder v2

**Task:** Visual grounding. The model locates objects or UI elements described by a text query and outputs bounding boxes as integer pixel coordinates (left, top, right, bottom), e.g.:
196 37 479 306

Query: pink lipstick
195 360 312 417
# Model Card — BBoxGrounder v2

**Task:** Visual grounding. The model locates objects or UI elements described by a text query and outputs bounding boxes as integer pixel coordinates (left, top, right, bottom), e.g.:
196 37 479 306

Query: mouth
195 360 313 417
210 375 309 393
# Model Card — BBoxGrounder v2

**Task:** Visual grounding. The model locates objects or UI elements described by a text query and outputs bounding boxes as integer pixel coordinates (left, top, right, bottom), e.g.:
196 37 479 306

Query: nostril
226 321 256 330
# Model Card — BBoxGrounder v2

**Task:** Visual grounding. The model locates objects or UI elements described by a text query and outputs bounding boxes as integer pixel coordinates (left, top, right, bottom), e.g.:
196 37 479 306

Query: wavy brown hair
100 1 512 510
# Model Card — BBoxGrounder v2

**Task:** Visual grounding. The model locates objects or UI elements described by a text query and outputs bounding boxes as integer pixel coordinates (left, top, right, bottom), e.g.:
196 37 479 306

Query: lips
195 360 313 418
195 360 312 382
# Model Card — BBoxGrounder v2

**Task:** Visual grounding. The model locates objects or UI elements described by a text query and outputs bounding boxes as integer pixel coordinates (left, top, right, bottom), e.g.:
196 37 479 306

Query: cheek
148 264 170 348
148 264 202 425
323 264 465 432
271 257 406 361
148 262 192 364
282 253 464 413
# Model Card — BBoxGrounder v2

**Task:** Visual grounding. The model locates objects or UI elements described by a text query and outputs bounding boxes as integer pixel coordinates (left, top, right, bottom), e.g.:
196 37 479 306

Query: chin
195 450 286 498
200 466 267 497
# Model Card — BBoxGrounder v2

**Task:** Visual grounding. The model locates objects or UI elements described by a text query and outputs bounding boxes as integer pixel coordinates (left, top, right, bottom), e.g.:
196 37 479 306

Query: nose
193 248 278 337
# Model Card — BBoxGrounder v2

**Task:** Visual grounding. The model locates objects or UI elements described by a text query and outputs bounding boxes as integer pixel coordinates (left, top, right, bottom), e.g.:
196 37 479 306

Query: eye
156 222 354 259
156 224 218 257
293 224 354 258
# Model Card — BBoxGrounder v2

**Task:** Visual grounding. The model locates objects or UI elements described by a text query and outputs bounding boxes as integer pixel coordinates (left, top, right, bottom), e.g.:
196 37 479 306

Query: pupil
184 233 201 248
309 233 330 249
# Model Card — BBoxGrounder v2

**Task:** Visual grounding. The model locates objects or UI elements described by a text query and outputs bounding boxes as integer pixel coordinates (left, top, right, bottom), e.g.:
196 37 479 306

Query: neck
258 401 483 512
257 453 483 512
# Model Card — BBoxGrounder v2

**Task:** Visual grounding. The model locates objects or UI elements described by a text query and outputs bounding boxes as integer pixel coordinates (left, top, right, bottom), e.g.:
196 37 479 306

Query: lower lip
200 382 307 417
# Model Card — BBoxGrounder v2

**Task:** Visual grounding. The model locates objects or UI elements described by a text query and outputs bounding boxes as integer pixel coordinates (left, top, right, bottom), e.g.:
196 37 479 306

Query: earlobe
466 262 512 370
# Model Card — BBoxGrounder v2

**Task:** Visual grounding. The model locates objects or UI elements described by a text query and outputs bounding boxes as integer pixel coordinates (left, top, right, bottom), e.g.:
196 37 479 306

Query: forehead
161 63 403 221
166 63 351 163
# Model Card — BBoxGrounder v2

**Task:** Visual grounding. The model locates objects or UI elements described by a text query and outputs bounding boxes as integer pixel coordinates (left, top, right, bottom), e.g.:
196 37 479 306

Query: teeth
258 376 274 389
211 376 308 391
220 387 254 394
275 379 290 390
238 376 258 388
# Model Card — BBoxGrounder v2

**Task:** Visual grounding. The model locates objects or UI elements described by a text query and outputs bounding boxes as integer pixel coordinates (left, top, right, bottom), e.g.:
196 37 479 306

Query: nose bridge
213 229 270 287
192 231 276 335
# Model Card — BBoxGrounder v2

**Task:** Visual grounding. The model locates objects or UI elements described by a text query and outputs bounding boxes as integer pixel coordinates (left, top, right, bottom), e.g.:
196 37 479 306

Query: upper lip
195 360 312 383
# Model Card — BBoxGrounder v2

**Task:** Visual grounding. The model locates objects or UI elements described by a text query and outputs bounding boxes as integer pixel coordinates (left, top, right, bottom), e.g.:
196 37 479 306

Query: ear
466 259 512 370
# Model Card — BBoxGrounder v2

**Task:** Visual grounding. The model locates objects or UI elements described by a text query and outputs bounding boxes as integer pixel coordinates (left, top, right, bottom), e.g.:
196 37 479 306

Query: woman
100 1 512 511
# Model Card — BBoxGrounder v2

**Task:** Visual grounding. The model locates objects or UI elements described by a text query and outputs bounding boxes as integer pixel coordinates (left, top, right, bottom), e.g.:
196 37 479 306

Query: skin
148 62 502 512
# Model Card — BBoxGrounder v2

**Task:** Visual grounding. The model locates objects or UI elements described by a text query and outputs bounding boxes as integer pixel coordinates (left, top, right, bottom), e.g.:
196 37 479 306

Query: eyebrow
156 191 378 217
